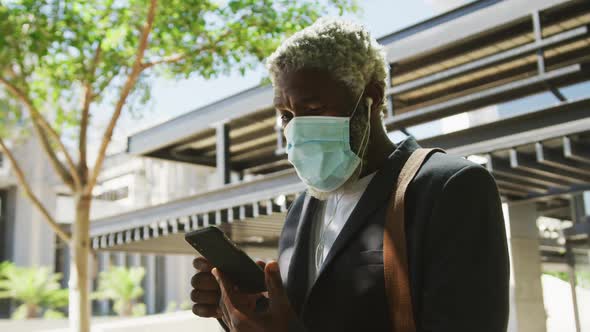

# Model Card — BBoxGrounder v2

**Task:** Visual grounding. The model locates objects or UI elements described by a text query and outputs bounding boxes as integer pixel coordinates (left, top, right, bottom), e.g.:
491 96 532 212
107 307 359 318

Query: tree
0 262 69 319
0 1 358 331
92 266 146 317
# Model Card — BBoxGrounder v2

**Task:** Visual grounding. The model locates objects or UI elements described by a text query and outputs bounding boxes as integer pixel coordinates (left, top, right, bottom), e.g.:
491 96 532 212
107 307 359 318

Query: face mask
283 89 371 192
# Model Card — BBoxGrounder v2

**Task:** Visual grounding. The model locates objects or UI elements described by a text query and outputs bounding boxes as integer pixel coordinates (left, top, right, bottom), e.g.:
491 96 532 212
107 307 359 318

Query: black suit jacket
277 136 509 332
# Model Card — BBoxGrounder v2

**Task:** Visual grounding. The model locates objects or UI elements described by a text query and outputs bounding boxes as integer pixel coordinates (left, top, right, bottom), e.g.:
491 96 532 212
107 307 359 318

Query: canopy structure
91 0 590 256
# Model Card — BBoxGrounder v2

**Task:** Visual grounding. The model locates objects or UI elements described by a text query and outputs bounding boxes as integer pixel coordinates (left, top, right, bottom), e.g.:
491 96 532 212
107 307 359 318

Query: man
190 17 509 332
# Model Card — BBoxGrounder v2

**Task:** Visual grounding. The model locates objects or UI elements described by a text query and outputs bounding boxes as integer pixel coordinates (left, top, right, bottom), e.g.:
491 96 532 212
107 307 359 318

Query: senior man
190 17 509 332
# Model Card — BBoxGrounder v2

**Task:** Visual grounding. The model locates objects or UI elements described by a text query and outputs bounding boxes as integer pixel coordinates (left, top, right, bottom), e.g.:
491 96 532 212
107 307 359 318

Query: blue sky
105 0 471 152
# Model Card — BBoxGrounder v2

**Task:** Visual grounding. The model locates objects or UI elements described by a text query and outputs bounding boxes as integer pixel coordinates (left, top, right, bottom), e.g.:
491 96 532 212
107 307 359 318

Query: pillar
143 254 157 314
215 122 230 186
98 252 111 315
505 202 547 332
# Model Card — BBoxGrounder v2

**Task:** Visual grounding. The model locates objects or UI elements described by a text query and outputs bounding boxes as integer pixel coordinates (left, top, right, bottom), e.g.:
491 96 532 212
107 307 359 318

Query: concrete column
505 202 547 332
115 252 126 267
130 253 141 267
98 253 111 315
144 254 156 314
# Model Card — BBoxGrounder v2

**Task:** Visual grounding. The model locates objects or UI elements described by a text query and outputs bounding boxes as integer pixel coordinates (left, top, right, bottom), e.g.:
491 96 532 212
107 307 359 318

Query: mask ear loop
354 97 372 179
349 87 366 119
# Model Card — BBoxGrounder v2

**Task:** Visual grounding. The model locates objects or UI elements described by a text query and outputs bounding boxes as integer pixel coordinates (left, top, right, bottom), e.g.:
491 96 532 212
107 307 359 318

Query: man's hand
190 257 267 320
213 260 299 332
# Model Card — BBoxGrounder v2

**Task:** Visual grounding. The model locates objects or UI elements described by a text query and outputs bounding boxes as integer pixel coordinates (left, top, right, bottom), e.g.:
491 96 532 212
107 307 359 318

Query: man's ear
365 80 385 115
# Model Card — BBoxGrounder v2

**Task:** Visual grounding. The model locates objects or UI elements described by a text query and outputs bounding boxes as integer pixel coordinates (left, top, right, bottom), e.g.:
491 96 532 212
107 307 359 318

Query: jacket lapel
301 136 421 313
286 192 320 314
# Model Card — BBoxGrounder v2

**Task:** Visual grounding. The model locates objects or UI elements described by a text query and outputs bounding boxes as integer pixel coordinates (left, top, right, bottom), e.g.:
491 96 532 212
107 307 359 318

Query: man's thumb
265 261 287 307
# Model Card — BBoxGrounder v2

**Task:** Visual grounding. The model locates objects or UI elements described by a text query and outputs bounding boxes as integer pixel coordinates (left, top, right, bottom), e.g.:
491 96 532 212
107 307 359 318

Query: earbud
365 97 373 109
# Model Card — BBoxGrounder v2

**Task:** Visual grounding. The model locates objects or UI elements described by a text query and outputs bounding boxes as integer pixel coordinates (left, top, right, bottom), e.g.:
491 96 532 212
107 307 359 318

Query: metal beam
165 147 217 166
450 118 590 158
508 184 590 206
509 149 590 185
486 155 570 190
564 136 590 164
128 86 273 156
532 11 546 75
535 142 590 177
199 128 276 156
384 64 581 130
383 0 568 63
493 173 548 194
389 26 587 95
419 97 590 155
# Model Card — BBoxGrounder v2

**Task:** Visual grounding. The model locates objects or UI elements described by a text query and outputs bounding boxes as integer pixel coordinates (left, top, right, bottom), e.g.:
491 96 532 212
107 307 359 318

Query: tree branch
0 77 82 189
0 137 71 243
0 77 75 190
85 0 158 195
141 30 233 69
79 42 102 181
32 118 75 190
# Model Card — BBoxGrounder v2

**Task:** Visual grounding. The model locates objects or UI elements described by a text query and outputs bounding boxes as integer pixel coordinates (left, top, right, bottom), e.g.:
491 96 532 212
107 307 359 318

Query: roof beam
385 63 581 130
390 25 587 94
419 97 590 155
486 154 570 190
535 142 590 177
383 0 568 63
128 86 273 155
563 136 590 164
509 149 590 185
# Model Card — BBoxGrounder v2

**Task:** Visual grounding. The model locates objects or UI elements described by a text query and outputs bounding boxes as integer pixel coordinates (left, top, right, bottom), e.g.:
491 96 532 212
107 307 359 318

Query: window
94 187 129 201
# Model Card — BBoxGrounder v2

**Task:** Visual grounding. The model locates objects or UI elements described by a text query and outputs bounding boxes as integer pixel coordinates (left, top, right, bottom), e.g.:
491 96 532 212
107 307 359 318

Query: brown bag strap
384 148 445 332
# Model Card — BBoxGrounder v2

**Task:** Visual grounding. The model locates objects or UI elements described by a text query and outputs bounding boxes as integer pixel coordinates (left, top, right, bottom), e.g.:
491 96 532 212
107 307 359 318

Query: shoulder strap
384 147 445 332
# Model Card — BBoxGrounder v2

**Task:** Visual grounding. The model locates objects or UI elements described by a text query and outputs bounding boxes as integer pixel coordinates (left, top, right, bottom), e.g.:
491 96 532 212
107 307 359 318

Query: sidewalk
0 311 222 332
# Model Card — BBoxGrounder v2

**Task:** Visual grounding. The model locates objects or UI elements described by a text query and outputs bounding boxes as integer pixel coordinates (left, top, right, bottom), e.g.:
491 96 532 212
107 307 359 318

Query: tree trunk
68 194 92 332
120 300 133 317
25 303 39 319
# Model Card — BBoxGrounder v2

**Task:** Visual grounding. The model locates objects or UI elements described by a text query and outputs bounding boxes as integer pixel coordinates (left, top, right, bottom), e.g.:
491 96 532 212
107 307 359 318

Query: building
0 142 218 316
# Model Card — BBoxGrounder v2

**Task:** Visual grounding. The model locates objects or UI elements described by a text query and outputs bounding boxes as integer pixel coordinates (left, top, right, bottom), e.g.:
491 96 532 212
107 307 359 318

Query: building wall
84 155 219 315
0 138 58 268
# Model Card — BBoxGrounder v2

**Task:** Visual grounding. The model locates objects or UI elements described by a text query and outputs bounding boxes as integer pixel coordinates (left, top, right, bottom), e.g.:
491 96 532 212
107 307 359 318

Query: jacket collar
286 135 422 315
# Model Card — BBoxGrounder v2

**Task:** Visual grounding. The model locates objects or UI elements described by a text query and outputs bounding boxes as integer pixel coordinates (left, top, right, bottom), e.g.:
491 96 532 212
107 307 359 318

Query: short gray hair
265 17 388 116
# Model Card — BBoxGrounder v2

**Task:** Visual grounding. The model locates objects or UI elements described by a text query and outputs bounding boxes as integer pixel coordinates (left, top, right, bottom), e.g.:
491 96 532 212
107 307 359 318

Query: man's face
273 67 368 155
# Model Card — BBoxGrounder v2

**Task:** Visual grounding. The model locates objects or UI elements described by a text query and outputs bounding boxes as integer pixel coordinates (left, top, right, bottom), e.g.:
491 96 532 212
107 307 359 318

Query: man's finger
193 256 213 272
191 272 220 291
192 304 219 318
191 289 220 304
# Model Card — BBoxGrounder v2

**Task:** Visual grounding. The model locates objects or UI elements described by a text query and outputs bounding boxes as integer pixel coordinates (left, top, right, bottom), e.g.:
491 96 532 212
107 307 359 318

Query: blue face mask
283 89 371 192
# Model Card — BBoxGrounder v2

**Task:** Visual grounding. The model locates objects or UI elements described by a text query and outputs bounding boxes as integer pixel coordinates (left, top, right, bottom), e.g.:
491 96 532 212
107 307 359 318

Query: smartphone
185 226 267 293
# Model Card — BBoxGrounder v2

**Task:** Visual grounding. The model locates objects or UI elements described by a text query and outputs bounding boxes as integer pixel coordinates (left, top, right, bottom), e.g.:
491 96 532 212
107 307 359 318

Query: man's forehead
273 68 351 105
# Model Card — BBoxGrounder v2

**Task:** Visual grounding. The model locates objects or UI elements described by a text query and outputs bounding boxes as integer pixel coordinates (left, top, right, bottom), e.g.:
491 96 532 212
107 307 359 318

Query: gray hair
265 17 389 118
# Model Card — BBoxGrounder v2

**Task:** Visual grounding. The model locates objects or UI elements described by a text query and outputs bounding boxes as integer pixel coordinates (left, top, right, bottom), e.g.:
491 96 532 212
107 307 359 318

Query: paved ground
0 311 223 332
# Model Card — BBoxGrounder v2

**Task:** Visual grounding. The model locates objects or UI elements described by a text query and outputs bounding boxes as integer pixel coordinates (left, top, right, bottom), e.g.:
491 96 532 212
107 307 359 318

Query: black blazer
277 136 510 332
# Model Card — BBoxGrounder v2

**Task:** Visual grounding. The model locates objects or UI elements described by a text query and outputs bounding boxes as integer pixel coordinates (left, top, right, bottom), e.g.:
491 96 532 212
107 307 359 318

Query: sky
102 0 473 154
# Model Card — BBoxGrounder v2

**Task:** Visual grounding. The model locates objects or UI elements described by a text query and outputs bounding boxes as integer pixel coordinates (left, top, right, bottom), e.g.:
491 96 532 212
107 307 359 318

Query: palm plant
93 266 146 317
0 262 68 319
